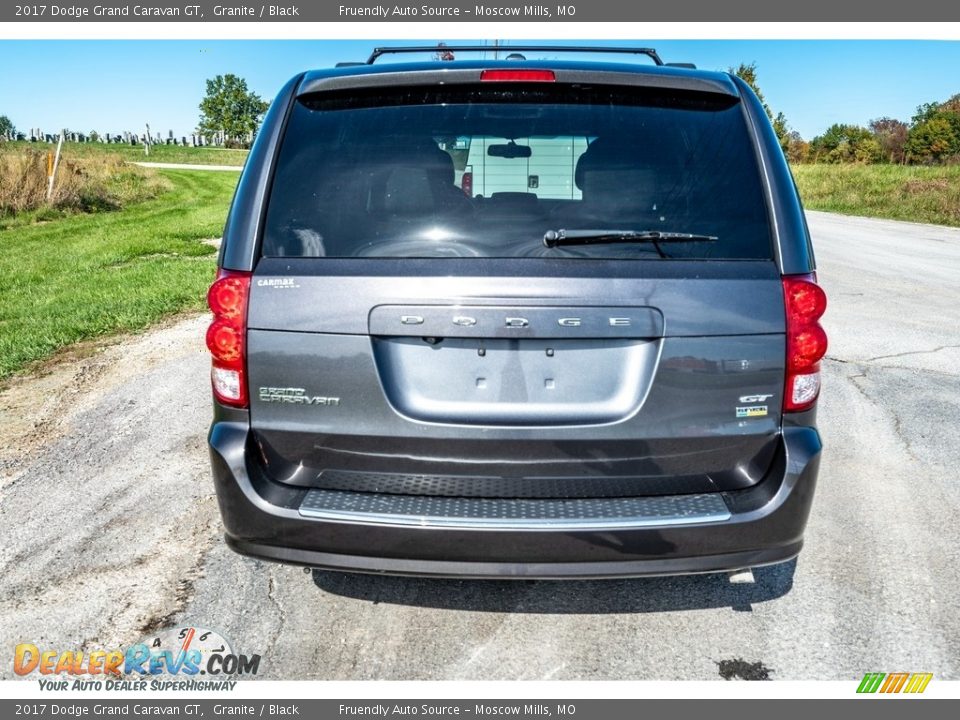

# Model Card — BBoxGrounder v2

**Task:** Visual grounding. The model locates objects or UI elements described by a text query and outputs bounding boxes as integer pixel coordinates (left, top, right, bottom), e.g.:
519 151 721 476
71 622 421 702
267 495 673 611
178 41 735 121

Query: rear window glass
261 85 772 260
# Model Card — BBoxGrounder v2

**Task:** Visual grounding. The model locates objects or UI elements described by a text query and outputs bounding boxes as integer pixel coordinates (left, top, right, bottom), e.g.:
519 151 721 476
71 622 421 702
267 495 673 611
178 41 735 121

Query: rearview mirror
488 142 532 159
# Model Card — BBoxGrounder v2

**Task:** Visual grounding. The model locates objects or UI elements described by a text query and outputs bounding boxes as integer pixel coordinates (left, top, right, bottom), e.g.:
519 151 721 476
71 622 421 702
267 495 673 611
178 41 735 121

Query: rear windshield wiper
543 229 718 258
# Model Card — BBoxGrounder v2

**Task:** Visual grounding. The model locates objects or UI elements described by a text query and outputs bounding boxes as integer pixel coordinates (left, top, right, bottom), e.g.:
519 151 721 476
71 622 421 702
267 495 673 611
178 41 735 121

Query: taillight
480 69 556 82
783 274 828 412
461 168 473 197
206 269 251 407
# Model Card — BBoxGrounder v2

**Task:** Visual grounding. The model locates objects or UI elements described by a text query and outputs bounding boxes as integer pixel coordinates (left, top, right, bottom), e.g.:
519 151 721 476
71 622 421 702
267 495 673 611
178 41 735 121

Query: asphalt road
2 210 959 681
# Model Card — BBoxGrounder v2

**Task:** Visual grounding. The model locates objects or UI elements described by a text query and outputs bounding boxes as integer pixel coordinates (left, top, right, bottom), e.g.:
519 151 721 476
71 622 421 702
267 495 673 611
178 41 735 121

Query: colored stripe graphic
881 672 910 693
904 673 933 694
857 672 931 694
857 673 885 693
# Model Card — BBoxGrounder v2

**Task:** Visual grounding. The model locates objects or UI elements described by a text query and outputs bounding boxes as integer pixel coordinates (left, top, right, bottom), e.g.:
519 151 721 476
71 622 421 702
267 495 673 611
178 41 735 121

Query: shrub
0 147 170 220
810 124 882 164
906 117 959 164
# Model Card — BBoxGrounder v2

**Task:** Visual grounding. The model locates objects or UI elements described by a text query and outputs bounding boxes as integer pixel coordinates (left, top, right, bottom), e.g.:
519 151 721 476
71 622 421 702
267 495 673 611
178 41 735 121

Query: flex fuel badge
736 394 772 418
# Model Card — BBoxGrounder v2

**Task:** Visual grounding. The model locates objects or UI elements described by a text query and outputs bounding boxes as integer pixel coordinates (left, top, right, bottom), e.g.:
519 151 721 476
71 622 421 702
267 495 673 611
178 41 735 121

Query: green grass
0 169 237 379
2 140 248 167
793 164 960 227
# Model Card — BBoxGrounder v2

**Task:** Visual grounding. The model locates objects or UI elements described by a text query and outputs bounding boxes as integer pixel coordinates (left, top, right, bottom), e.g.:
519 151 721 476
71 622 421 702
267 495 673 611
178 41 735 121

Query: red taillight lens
788 324 828 371
206 320 243 363
206 269 251 408
207 275 248 320
784 277 827 326
783 274 828 412
461 169 473 197
480 69 556 82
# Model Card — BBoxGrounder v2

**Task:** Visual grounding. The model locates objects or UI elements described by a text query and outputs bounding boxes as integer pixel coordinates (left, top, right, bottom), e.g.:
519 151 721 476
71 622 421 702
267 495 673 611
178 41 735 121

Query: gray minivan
206 46 827 579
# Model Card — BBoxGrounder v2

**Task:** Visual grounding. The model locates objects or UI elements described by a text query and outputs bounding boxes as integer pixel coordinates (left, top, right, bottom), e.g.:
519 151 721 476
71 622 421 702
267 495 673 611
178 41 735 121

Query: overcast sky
2 39 959 140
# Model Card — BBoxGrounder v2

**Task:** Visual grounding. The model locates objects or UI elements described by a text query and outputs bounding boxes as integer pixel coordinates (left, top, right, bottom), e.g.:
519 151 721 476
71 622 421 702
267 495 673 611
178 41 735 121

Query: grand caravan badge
258 387 340 406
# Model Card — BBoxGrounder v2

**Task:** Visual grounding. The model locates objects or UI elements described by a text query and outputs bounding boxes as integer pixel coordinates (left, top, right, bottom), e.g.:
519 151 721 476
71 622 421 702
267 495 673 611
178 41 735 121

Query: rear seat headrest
575 137 651 191
374 139 455 186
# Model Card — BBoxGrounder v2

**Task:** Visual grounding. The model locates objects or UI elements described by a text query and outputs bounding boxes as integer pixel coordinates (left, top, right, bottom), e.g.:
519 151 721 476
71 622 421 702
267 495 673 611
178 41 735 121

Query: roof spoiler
355 45 668 67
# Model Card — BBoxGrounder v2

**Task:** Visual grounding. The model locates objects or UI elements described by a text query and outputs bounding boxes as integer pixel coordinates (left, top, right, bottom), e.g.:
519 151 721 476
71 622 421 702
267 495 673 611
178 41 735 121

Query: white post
144 122 151 156
46 131 64 201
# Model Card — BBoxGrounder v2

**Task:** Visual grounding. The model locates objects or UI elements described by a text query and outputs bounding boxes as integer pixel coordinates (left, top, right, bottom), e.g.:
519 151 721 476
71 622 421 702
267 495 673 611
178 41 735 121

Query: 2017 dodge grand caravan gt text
206 46 827 579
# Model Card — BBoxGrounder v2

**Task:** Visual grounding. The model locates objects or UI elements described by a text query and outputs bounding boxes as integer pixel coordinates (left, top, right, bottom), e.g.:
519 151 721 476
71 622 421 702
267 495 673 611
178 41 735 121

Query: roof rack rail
365 45 665 66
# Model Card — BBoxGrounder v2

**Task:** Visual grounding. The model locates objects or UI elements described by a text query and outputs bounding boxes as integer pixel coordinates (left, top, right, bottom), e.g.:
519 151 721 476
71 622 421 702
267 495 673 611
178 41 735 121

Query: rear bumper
208 421 821 579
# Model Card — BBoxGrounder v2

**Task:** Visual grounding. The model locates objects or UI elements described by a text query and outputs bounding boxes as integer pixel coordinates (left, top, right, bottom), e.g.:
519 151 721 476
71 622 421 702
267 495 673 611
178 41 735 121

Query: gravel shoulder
0 315 220 666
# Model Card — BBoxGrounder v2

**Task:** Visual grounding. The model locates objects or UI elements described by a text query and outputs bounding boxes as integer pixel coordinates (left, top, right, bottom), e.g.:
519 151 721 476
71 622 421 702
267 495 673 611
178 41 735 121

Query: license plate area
372 336 660 426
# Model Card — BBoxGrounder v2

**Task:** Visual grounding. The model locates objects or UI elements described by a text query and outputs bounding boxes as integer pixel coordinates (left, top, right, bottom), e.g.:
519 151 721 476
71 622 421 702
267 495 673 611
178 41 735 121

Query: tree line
735 62 960 165
0 75 268 149
6 64 958 163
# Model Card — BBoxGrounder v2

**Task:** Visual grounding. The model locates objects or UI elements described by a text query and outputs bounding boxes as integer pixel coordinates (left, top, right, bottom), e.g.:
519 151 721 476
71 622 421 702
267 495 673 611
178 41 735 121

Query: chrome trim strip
369 304 664 339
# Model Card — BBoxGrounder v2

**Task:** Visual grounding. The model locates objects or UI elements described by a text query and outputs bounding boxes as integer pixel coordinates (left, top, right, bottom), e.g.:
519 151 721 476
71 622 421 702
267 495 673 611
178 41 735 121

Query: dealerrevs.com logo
14 626 261 691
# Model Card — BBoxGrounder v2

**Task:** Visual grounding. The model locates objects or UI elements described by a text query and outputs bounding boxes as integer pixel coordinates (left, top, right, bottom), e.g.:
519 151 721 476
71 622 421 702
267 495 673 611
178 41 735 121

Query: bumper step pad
299 488 730 530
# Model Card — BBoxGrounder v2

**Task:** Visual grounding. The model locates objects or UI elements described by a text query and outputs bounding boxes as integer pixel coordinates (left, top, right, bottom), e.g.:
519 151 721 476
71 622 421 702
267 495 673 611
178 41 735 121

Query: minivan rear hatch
244 76 786 498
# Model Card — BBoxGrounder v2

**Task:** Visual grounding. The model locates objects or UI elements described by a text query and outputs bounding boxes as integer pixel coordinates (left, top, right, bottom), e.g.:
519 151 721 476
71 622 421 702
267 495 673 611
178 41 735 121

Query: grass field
793 164 960 228
0 169 237 380
2 140 248 167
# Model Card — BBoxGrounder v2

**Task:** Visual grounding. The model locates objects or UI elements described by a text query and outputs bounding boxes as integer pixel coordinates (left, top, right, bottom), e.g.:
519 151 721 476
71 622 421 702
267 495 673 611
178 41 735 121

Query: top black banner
4 1 959 22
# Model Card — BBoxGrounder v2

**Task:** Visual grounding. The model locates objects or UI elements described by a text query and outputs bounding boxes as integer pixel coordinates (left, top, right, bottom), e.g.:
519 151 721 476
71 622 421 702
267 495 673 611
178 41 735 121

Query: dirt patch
902 178 951 194
0 312 209 483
